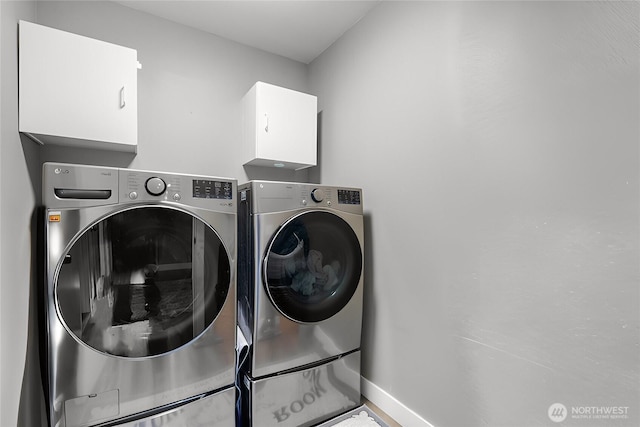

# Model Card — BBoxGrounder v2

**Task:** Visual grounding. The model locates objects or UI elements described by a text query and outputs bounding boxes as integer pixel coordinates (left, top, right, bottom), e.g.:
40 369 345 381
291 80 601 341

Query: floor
362 398 403 427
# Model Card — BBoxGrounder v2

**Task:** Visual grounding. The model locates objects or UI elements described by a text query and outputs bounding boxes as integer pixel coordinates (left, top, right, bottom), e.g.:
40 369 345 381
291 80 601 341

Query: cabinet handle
120 86 126 109
264 113 269 133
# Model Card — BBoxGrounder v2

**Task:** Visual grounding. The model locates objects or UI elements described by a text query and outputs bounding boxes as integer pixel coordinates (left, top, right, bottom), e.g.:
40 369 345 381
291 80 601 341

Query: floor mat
315 404 391 427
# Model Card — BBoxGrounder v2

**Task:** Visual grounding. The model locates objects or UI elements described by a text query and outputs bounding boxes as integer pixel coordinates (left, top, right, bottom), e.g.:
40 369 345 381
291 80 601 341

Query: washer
237 181 364 426
42 162 236 427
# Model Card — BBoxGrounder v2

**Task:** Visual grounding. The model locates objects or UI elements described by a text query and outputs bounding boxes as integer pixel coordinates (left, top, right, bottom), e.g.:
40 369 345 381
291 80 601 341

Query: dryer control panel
337 189 361 205
242 181 363 215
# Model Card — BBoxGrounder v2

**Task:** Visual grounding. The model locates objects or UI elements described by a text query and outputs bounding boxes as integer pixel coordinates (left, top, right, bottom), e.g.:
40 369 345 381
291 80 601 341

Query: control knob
145 177 166 196
310 188 325 203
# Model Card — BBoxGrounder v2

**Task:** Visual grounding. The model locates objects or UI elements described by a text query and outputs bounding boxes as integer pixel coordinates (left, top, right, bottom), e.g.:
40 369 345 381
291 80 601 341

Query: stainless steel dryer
42 162 237 427
237 181 364 426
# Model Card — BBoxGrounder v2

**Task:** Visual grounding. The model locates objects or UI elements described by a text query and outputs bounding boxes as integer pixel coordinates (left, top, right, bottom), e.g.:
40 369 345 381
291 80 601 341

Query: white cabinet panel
242 82 317 170
19 20 138 152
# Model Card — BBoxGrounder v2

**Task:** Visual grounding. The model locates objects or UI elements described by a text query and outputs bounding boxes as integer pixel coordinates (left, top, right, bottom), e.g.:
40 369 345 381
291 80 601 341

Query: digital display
192 180 233 199
337 189 361 205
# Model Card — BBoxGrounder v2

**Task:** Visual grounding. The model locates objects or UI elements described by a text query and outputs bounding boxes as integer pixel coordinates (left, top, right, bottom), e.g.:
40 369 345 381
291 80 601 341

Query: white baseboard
361 376 435 427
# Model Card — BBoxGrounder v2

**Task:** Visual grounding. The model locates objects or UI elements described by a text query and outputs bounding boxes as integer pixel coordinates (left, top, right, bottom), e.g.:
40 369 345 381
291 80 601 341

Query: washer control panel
120 169 236 212
193 179 233 200
145 177 167 196
43 162 237 212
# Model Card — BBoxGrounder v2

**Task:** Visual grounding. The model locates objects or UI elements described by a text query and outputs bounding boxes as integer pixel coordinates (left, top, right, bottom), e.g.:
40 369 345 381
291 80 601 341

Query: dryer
42 162 236 427
237 181 364 426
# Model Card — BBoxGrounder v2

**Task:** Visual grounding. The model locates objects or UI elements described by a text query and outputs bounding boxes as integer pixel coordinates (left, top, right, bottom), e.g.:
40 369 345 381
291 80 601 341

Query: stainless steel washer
237 180 364 426
42 162 237 427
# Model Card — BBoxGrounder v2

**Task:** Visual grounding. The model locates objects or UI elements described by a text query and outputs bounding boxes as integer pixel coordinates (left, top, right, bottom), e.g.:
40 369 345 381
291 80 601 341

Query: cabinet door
243 82 317 169
19 21 138 152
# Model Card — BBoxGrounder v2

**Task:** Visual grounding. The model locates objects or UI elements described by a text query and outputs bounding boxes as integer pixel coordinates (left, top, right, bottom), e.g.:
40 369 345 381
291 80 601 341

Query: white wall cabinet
242 82 317 170
19 20 139 153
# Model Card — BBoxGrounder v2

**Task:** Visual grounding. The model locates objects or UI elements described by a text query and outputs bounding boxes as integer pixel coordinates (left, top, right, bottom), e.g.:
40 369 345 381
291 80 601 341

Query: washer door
55 206 231 357
263 211 362 323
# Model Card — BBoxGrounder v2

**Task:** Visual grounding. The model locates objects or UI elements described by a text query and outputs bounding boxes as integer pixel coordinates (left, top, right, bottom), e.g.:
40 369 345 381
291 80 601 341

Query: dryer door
55 206 231 357
263 211 362 323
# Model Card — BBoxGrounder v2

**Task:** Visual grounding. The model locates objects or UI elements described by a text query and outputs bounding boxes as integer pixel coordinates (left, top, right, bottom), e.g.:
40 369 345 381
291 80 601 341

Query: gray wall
1 2 40 426
309 1 639 426
0 1 311 425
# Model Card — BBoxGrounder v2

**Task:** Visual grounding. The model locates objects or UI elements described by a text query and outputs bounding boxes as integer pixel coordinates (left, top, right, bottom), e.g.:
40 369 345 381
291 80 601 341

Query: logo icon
548 403 568 423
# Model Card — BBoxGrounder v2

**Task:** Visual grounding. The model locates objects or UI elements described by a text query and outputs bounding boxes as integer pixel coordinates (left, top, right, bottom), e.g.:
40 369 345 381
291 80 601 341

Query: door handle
120 86 126 109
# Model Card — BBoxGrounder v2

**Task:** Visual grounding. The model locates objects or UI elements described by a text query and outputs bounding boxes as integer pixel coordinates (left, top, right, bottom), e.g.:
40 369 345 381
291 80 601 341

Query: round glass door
55 206 230 357
263 211 362 323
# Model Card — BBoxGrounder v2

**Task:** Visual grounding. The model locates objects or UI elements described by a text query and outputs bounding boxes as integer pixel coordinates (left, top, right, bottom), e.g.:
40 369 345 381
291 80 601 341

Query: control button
145 177 166 196
173 193 181 201
128 191 138 200
310 188 325 203
302 199 307 205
